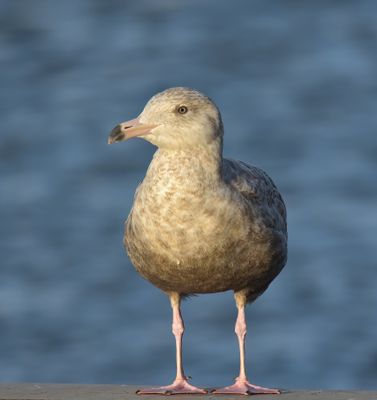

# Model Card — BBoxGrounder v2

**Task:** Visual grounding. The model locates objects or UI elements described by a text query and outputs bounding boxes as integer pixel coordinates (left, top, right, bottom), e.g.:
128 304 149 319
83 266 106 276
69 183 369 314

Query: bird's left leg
137 292 207 395
212 291 280 395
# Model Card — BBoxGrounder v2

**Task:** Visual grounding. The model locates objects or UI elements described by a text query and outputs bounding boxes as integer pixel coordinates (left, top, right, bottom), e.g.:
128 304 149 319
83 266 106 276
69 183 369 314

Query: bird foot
136 378 207 395
212 378 280 395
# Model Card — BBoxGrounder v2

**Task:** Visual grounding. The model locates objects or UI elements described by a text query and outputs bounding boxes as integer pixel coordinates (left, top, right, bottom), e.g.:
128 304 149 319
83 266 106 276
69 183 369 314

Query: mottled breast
124 156 286 297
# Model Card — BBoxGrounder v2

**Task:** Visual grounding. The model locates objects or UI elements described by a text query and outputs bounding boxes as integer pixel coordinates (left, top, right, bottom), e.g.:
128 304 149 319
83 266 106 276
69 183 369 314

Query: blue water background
1 0 377 390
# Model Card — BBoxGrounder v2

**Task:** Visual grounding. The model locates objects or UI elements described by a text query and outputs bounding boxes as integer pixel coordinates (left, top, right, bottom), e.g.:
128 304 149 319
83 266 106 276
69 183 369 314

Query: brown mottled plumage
108 87 287 395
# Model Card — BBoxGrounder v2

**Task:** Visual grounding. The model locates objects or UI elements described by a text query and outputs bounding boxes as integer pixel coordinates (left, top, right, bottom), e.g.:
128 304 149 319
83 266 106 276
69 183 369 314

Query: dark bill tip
108 124 125 144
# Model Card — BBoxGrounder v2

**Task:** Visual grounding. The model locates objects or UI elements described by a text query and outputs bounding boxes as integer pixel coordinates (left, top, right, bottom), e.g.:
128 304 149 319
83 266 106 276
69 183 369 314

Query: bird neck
150 140 223 184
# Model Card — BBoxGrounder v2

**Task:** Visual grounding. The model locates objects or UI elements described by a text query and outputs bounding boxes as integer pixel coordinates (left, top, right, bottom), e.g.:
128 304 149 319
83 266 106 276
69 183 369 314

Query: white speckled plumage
109 87 287 395
124 87 287 300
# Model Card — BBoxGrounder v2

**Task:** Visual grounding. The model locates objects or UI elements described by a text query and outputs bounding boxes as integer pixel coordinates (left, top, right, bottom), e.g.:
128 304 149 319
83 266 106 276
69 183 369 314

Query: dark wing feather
222 158 287 232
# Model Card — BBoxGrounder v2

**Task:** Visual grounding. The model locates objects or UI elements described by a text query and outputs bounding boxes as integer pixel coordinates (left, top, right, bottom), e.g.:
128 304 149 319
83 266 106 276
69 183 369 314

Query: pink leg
212 292 280 395
137 292 207 395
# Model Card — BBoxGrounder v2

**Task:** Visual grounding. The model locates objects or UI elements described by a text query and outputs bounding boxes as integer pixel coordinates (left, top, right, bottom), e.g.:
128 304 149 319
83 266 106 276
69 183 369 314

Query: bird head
108 87 223 150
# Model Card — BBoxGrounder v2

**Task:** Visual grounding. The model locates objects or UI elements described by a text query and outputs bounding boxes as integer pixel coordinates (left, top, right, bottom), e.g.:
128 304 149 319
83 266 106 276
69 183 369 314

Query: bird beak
108 117 158 144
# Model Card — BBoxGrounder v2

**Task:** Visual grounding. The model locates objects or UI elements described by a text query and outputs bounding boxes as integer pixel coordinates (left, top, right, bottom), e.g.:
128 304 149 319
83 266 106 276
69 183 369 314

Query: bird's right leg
136 292 207 395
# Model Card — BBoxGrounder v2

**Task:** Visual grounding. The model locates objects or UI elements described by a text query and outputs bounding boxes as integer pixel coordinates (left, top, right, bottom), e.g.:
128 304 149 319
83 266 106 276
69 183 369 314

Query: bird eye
177 105 188 114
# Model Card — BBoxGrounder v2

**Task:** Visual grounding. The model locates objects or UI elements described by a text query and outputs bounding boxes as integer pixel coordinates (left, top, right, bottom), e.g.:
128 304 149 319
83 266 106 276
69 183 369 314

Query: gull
108 87 287 395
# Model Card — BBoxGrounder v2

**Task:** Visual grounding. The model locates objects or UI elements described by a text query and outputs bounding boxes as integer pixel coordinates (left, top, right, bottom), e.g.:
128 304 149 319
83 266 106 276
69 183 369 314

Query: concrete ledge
0 384 375 400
